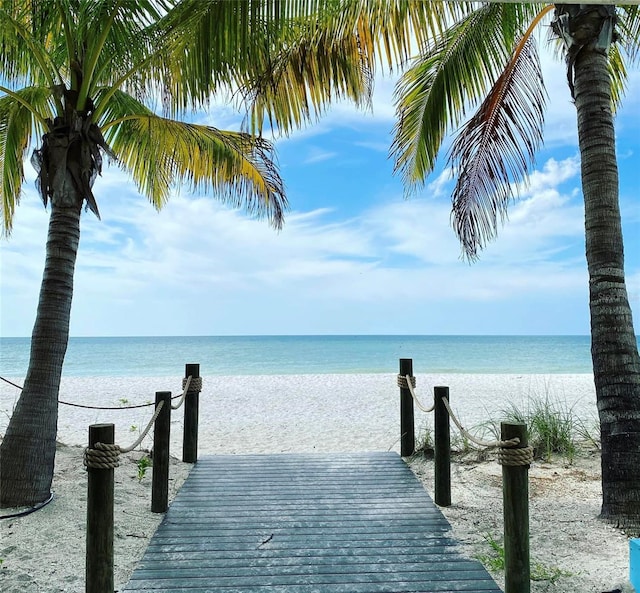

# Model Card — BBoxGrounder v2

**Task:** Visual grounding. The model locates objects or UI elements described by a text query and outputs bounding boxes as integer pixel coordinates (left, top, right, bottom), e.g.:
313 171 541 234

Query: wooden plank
122 452 501 593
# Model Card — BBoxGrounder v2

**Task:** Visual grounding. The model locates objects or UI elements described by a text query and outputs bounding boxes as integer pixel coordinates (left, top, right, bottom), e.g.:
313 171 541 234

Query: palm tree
0 0 374 508
391 3 640 529
0 0 453 508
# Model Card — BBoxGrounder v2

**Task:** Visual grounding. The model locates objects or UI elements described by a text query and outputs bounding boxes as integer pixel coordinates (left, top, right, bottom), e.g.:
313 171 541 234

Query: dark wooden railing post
152 391 171 513
434 386 451 507
183 363 201 463
502 422 531 593
399 358 415 457
86 423 115 593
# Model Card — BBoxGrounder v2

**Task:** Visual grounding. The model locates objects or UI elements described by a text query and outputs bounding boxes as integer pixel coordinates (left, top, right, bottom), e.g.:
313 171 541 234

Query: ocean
0 335 610 378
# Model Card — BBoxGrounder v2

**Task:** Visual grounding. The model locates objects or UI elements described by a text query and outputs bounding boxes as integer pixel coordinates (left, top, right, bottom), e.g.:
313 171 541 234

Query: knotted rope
84 400 165 469
397 374 435 413
399 374 532 464
497 444 535 466
183 376 202 392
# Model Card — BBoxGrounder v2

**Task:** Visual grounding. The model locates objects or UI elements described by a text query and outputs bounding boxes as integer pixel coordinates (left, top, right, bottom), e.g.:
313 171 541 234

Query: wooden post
183 363 201 463
152 391 171 513
399 358 415 457
502 422 530 593
86 423 115 593
434 386 451 507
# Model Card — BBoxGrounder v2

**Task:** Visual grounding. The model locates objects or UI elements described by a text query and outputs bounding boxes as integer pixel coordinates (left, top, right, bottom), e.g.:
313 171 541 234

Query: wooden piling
183 363 201 463
152 391 171 513
86 423 115 593
399 358 415 457
434 386 451 507
501 422 530 593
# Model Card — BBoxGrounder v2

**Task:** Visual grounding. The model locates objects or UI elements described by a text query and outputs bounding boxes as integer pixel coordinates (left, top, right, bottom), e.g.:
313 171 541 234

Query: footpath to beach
122 452 501 592
0 371 633 592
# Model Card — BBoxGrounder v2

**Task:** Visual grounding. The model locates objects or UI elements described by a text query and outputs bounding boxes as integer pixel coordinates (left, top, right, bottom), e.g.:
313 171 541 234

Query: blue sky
1 41 639 337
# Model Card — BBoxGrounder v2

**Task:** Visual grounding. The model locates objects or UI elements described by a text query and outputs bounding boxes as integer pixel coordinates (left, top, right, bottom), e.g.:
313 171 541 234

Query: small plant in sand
414 424 434 456
476 533 573 584
119 398 129 406
137 456 152 482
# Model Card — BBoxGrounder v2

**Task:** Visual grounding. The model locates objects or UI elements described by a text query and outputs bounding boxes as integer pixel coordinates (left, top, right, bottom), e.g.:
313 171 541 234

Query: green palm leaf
391 3 533 188
0 86 52 233
448 34 546 260
100 92 286 227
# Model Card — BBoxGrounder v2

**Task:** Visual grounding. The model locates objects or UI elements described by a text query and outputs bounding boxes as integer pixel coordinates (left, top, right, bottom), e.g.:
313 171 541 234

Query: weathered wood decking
122 452 501 592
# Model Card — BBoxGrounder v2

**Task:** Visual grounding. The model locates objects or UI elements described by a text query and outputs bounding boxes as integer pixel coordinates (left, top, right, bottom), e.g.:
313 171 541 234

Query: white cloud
303 147 339 164
6 151 631 337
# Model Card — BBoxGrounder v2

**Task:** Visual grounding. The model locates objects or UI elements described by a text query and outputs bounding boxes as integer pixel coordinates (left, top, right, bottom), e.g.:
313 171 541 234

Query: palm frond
244 20 373 135
391 3 538 189
0 2 65 104
100 92 286 227
617 5 640 65
607 42 628 113
0 86 52 234
449 35 546 260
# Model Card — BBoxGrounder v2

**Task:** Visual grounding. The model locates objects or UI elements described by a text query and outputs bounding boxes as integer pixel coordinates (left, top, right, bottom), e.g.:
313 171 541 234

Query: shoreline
1 373 598 454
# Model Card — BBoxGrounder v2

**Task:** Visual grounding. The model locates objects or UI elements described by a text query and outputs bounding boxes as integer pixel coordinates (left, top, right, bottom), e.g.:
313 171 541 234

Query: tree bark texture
0 173 82 506
573 46 640 529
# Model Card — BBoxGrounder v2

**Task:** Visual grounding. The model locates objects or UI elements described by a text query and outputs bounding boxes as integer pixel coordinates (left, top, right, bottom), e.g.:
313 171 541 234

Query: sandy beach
0 373 634 592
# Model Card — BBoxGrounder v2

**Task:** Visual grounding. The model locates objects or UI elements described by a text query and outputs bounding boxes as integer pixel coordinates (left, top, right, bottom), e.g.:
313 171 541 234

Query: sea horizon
2 334 631 377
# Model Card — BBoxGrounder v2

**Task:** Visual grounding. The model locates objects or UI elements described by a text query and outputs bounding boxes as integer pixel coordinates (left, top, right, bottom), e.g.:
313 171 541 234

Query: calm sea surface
0 335 623 378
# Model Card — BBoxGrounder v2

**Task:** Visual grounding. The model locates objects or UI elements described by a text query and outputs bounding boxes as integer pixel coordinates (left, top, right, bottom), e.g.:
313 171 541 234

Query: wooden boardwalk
122 452 501 592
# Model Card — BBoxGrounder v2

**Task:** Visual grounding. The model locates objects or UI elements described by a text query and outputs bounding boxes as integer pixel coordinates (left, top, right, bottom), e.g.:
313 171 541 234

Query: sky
1 33 639 337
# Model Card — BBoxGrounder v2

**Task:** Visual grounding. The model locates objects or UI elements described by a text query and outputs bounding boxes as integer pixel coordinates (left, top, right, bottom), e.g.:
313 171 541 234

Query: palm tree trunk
573 46 640 530
0 193 82 507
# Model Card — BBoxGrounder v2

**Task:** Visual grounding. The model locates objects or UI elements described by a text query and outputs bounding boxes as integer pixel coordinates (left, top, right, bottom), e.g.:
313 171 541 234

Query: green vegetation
415 393 599 464
485 395 600 463
136 456 152 482
476 533 573 584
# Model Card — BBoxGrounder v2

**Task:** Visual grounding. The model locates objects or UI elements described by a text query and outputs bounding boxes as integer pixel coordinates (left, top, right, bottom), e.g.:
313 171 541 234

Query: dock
122 452 501 592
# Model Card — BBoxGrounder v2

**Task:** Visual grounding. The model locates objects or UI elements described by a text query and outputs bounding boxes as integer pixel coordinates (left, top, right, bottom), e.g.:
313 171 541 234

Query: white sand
0 373 634 592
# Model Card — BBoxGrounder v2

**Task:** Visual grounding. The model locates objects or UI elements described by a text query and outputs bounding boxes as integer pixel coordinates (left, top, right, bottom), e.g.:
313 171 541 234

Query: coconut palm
0 0 370 508
391 2 640 529
0 0 457 507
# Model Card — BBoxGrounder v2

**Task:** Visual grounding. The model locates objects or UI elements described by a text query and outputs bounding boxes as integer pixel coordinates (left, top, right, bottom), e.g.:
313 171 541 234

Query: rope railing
397 374 434 413
0 374 193 410
397 373 532 456
398 358 533 593
83 364 202 593
83 400 166 469
171 376 193 410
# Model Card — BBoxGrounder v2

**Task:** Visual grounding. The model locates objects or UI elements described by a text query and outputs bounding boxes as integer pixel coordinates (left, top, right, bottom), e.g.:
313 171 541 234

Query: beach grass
415 393 600 463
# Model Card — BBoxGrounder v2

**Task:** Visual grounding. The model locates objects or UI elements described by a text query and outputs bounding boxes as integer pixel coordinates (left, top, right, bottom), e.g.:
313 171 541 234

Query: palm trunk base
0 430 56 507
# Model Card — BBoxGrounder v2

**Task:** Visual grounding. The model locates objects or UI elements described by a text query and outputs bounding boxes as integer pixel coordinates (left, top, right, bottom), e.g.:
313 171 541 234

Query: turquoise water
0 335 612 377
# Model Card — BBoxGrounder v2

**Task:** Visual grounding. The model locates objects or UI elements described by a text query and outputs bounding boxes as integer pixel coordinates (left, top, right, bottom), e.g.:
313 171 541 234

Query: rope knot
397 374 416 389
84 442 121 469
497 443 534 467
183 376 202 392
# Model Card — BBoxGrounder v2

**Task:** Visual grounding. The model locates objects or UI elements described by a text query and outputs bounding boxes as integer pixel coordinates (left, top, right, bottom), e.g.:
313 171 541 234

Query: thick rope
84 442 121 469
440 396 521 449
171 376 191 410
120 400 165 453
498 445 535 466
83 399 166 468
183 376 202 392
397 374 435 413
